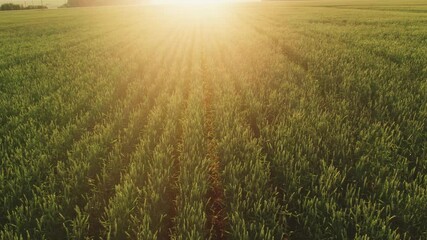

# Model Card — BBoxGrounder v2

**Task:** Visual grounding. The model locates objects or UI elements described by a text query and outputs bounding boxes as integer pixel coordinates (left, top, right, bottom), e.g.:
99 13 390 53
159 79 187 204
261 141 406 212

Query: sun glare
150 0 255 5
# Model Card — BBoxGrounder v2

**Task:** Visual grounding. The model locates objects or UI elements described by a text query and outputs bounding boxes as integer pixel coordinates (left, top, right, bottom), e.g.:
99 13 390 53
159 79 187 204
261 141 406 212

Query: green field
1 1 426 239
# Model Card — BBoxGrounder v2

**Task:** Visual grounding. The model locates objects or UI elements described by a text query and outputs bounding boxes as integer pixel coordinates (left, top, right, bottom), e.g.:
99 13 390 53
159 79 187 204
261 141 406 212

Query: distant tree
26 5 48 9
1 3 22 10
0 3 47 10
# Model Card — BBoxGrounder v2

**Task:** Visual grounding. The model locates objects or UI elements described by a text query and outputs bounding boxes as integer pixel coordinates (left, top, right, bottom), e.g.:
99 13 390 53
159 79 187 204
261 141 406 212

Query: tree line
66 0 141 7
0 3 47 10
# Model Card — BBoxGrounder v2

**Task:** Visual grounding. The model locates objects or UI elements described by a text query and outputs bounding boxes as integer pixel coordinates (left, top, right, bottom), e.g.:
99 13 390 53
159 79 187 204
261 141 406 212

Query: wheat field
1 1 426 239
